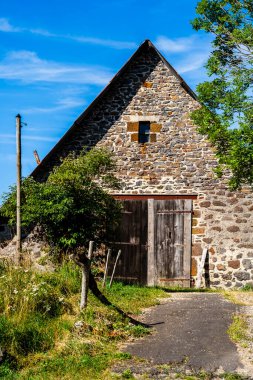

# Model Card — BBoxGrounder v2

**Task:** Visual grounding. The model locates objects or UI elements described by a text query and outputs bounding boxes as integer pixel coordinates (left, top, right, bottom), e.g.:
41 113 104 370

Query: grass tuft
0 260 168 379
227 314 248 344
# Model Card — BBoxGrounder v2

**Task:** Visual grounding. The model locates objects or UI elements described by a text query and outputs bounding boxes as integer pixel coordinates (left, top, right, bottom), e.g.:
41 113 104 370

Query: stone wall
0 226 49 268
15 43 253 287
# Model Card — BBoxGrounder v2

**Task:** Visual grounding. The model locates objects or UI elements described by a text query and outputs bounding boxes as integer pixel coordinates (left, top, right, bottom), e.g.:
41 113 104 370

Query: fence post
109 250 121 288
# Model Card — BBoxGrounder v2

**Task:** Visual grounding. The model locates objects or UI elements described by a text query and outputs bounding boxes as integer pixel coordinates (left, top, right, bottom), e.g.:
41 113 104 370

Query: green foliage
1 148 121 251
0 262 169 379
121 368 135 379
191 0 253 189
104 282 165 314
242 283 253 291
0 262 77 365
222 373 247 380
0 262 73 319
227 314 248 343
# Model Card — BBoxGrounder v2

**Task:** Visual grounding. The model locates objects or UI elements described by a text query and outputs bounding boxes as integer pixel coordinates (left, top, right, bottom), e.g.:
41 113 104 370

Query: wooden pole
196 248 208 289
109 250 121 288
87 240 94 260
16 114 22 257
80 241 94 310
102 248 111 288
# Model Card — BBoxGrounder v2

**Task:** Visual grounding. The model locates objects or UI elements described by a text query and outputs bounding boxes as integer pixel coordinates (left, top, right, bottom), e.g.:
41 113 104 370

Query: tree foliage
191 0 253 189
1 148 121 252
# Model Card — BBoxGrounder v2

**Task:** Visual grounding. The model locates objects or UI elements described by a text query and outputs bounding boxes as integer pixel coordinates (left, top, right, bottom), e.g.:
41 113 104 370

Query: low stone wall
0 226 48 265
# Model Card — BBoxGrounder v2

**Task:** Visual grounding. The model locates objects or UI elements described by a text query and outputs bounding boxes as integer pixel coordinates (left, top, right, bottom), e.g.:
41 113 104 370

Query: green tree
1 148 121 251
1 149 148 322
191 0 253 189
1 148 122 309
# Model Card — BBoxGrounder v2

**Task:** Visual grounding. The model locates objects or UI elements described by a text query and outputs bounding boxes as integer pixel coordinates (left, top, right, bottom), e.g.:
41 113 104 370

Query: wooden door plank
147 199 156 286
183 199 192 286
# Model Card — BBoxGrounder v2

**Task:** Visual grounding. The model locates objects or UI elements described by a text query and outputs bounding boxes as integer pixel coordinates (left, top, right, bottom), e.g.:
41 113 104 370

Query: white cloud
155 34 212 76
155 35 197 53
0 18 21 32
0 133 58 142
0 50 113 85
24 97 85 114
0 18 136 49
70 36 137 49
175 51 210 74
23 135 59 142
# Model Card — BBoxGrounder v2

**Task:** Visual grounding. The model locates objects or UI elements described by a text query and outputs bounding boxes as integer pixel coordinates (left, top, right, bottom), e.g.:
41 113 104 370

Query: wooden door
111 200 148 285
111 198 192 287
148 199 192 287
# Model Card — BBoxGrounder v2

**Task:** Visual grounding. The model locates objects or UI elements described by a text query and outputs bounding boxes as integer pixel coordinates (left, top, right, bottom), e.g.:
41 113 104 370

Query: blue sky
0 0 212 199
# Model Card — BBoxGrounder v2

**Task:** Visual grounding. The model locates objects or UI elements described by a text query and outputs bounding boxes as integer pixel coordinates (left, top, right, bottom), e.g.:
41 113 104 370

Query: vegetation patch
0 260 168 379
227 314 249 344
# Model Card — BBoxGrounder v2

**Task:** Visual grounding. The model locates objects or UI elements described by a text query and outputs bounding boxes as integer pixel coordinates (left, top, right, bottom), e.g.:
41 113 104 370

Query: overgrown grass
0 260 168 379
227 314 249 344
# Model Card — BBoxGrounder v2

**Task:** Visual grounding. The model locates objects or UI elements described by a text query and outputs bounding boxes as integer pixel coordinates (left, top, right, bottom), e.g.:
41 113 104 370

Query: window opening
138 121 150 143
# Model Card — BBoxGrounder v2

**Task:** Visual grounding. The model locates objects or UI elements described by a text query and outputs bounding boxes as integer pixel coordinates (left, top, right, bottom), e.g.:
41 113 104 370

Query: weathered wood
113 194 198 200
87 241 94 260
147 199 155 286
16 114 22 257
183 200 192 284
80 240 94 309
109 249 121 288
111 199 192 287
196 248 208 289
154 199 192 287
102 248 111 288
110 200 148 285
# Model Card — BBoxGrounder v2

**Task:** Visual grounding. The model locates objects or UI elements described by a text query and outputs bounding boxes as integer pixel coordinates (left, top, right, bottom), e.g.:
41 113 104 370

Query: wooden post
16 114 22 257
102 248 111 288
87 240 94 260
109 250 121 288
80 241 94 309
196 248 208 289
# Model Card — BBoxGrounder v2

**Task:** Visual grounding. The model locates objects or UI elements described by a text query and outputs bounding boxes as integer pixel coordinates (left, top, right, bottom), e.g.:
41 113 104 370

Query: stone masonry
3 40 253 288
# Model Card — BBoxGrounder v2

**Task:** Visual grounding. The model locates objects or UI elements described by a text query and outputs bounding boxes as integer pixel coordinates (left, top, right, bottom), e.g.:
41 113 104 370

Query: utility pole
16 114 22 256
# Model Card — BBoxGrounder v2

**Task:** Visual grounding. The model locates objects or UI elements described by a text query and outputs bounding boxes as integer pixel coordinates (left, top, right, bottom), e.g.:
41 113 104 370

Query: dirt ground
111 292 253 380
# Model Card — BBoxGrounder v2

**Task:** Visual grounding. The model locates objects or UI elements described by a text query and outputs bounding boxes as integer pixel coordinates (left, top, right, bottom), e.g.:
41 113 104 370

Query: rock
227 226 240 233
213 201 226 207
234 272 250 281
242 259 252 270
74 320 84 329
228 260 240 269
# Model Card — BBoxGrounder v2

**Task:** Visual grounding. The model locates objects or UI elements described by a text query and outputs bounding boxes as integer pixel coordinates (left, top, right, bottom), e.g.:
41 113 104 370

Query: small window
138 121 150 143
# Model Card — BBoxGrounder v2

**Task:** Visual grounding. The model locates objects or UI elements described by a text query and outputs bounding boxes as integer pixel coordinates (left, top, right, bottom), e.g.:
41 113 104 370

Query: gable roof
31 39 197 178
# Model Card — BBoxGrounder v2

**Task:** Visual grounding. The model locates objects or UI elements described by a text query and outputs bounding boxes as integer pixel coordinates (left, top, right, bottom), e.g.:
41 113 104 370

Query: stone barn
9 40 253 288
